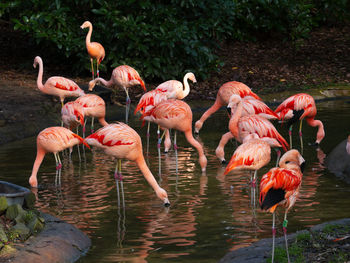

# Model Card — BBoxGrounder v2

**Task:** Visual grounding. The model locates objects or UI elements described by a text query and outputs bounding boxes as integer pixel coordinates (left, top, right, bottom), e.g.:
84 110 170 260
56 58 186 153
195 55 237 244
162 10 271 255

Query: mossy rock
24 193 36 209
0 244 16 257
27 217 44 233
0 225 8 243
12 223 30 240
0 197 8 214
6 204 25 220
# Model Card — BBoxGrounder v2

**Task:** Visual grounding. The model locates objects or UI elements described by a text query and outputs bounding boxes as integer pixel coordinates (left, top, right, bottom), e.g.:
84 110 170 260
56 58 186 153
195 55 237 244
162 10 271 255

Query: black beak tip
300 161 306 173
164 202 170 207
226 107 231 114
221 160 227 165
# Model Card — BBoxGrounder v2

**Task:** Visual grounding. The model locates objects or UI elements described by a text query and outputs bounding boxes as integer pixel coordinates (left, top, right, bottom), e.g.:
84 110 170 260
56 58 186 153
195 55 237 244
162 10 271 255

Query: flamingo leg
114 161 121 207
91 117 95 133
174 131 178 174
83 119 87 138
283 211 291 263
76 127 81 162
288 126 293 149
90 58 94 80
275 148 281 167
96 61 100 78
299 119 303 154
157 127 167 176
272 212 276 263
146 121 150 155
118 159 125 207
124 88 131 124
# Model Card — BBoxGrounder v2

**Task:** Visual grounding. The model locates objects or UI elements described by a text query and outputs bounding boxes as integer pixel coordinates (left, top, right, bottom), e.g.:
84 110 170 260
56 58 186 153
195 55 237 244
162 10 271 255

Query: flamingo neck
184 130 207 171
36 59 45 91
29 147 46 187
98 117 108 127
85 23 93 47
229 101 243 139
178 73 191 99
306 118 325 144
94 77 113 88
135 155 162 194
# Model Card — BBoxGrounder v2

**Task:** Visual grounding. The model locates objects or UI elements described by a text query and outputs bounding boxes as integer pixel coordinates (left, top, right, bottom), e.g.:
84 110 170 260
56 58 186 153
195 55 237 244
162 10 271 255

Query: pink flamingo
29 126 90 187
216 95 288 163
142 99 207 174
75 94 108 136
80 21 105 79
135 72 197 153
88 65 146 123
85 123 170 206
224 138 271 185
194 81 261 134
259 149 305 263
274 93 325 150
61 101 85 130
33 56 85 108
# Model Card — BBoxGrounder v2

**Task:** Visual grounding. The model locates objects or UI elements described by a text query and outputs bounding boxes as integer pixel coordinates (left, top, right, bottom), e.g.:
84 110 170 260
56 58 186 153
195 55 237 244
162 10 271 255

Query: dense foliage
0 0 349 81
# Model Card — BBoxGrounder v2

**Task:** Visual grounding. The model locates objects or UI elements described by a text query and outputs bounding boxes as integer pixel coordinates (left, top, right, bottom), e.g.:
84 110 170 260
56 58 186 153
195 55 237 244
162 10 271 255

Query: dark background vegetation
1 0 349 85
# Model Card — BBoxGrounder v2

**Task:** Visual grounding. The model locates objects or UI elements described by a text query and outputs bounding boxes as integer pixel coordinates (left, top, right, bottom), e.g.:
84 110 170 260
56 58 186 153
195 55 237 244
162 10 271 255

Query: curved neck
229 101 243 139
29 147 46 186
36 59 44 91
85 24 93 47
306 118 325 143
178 74 191 99
95 77 113 88
135 155 162 194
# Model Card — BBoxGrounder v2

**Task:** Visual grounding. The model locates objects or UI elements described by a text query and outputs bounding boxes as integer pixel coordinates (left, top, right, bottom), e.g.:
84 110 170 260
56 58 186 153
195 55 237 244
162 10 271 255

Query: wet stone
0 225 8 243
13 223 30 240
0 196 8 214
24 193 36 209
6 204 25 220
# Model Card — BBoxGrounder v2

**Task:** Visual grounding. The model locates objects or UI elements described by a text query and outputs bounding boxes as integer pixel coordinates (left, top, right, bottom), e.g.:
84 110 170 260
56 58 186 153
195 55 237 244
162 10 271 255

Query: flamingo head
29 175 38 188
279 149 305 172
74 110 85 127
187 72 197 84
80 21 92 29
156 188 170 207
33 56 42 68
227 94 241 114
88 80 97 91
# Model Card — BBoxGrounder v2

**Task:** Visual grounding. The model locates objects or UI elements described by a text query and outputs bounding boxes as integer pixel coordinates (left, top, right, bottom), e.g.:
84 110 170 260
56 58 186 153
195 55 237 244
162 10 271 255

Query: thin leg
289 126 293 149
118 159 125 207
275 148 281 167
97 62 100 78
272 212 276 263
299 120 303 154
283 211 291 263
114 162 121 207
83 119 87 138
76 127 81 162
251 170 257 187
91 117 95 133
157 126 161 175
146 121 150 155
174 131 178 174
90 58 94 80
125 88 130 124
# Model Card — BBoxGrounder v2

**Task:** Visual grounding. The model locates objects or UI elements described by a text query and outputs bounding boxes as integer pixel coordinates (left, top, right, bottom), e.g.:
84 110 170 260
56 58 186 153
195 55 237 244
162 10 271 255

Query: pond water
0 98 350 262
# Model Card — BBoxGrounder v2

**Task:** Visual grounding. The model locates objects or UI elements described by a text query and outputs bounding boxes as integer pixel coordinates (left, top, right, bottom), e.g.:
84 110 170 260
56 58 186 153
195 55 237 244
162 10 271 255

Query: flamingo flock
26 20 328 263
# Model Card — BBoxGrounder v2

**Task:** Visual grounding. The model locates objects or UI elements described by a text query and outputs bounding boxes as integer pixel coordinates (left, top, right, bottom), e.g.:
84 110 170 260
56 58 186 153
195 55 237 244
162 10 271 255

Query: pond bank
219 218 350 263
1 212 91 263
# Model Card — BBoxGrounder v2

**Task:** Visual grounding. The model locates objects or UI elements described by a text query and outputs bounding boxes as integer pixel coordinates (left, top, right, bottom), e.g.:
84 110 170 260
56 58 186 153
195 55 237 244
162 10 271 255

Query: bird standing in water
33 56 85 108
274 93 325 151
88 65 146 123
142 99 207 174
85 123 170 207
194 81 261 134
80 21 105 79
259 149 305 263
29 126 89 188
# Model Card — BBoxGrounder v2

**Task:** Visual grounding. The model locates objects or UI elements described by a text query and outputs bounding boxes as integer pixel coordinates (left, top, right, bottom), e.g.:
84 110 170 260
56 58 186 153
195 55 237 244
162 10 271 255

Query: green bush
0 0 349 81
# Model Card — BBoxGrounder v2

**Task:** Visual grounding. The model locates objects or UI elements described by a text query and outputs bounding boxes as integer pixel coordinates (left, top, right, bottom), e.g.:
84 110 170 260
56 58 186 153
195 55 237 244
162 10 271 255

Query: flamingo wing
243 97 278 119
259 168 301 212
134 90 168 115
156 80 183 99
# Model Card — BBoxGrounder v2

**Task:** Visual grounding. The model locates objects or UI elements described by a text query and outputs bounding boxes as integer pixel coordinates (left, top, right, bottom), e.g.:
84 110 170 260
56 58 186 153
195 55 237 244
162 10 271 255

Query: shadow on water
0 98 349 262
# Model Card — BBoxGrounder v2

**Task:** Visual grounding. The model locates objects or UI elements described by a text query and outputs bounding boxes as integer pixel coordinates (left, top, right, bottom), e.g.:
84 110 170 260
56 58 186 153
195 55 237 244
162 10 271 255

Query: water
0 98 350 262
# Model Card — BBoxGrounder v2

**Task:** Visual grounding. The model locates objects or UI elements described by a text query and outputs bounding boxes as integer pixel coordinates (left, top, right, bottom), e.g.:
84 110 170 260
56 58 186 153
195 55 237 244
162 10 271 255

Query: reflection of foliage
0 1 349 80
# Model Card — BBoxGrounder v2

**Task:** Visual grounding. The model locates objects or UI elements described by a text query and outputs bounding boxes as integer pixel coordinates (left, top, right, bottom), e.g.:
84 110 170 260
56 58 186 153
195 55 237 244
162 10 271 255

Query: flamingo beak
163 198 170 207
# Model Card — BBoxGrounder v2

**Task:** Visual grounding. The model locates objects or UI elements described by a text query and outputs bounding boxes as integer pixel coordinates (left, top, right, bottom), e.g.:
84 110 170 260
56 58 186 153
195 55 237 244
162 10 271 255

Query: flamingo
33 56 85 108
224 138 271 186
74 94 108 136
84 123 170 206
194 81 261 134
61 101 85 131
135 72 197 153
29 127 90 188
259 149 305 263
216 95 288 164
142 99 207 173
80 21 105 79
274 93 325 150
88 65 146 123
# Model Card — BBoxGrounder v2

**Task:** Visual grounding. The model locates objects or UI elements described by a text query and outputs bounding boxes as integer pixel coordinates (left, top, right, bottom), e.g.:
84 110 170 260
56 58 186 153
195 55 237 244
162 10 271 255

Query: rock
27 217 44 233
6 204 25 220
0 225 8 243
13 223 30 240
24 193 36 209
0 245 16 257
0 196 8 214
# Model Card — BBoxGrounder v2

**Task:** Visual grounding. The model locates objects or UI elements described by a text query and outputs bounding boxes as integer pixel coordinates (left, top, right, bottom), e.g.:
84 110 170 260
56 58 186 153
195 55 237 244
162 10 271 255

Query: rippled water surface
0 98 349 262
